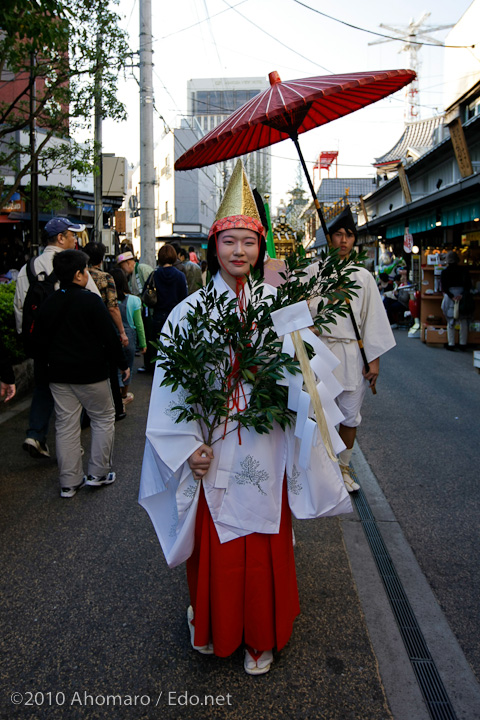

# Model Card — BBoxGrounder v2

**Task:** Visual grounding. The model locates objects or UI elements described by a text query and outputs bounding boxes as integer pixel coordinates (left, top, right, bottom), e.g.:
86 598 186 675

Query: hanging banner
404 227 413 253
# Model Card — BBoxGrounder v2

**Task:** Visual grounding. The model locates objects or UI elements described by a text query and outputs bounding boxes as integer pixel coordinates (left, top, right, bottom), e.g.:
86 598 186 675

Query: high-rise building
187 77 271 199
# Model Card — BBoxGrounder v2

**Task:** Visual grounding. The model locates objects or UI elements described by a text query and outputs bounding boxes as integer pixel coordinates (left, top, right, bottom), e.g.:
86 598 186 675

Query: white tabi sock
338 447 353 467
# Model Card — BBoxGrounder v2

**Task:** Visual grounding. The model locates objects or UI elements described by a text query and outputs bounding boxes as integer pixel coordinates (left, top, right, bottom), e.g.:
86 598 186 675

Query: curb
343 443 480 720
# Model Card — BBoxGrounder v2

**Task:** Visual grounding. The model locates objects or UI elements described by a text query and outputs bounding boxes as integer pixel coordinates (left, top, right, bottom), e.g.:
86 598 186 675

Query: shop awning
441 200 480 227
0 216 18 223
385 201 480 239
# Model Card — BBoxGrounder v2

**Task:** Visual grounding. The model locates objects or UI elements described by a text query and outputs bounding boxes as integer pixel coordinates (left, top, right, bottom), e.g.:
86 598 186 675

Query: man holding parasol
316 207 395 492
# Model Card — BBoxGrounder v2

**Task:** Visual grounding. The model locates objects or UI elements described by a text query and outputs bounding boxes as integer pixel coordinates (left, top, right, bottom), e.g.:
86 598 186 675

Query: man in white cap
116 249 154 373
14 217 100 459
116 250 153 297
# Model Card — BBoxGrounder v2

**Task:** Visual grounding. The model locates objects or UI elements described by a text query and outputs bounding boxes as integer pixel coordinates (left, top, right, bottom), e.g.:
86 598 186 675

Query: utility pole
29 52 39 253
139 0 156 268
94 14 103 244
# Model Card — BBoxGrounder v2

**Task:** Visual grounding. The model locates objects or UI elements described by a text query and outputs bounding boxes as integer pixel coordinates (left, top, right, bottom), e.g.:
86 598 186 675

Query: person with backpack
13 217 100 458
83 242 129 421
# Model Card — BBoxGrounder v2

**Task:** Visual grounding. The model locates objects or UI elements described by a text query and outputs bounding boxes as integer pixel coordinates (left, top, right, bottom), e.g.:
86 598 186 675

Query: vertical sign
397 164 412 204
448 117 473 178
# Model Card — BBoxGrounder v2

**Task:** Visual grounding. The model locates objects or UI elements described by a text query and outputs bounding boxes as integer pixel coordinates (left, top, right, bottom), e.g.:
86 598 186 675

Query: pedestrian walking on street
83 242 129 420
13 216 100 459
177 247 203 295
110 267 147 408
150 245 188 339
34 250 129 498
116 247 154 375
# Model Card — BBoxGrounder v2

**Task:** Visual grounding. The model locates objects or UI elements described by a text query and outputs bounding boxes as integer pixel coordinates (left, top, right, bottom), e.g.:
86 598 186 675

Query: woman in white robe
139 211 351 675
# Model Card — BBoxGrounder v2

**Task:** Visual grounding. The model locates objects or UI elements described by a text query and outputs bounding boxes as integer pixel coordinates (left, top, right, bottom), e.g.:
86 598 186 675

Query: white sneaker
22 437 50 458
84 472 116 487
60 477 86 498
340 464 360 493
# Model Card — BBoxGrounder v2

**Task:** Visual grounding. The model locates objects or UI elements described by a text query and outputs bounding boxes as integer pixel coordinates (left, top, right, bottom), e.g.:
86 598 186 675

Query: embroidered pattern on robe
233 455 269 496
287 465 302 496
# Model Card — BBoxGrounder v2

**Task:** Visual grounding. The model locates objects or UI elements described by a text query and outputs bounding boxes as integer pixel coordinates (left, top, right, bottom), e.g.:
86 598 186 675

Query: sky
101 0 475 212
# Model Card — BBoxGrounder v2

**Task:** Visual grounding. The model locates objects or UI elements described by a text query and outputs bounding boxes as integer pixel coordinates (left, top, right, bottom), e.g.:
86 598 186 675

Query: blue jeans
27 361 54 442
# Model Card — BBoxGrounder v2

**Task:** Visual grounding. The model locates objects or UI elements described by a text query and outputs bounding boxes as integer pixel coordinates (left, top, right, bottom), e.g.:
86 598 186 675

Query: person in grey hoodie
152 244 188 338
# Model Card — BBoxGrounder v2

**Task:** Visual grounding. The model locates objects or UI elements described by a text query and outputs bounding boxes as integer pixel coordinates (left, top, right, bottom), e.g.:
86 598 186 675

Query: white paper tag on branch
271 301 313 336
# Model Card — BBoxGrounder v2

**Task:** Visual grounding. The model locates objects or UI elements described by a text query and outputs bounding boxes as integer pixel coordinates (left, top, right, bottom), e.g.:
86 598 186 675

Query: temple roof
374 116 444 167
316 177 373 202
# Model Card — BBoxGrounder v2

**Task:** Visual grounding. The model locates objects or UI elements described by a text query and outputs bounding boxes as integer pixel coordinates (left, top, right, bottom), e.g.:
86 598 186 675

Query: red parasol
175 68 415 242
175 68 415 387
175 68 415 171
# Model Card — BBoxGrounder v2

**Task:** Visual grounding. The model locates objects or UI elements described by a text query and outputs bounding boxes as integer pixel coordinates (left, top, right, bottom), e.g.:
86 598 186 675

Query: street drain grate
350 469 457 720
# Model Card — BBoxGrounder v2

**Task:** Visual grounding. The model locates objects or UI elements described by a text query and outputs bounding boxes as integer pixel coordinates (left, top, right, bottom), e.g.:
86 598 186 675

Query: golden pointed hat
208 159 265 240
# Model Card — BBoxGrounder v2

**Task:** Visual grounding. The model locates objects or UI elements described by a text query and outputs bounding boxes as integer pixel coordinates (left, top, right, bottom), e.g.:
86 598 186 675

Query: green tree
0 0 132 209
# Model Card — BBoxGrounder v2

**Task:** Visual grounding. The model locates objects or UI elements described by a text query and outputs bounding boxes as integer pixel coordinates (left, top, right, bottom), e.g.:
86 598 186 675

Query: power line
157 0 249 40
291 0 475 49
221 0 333 73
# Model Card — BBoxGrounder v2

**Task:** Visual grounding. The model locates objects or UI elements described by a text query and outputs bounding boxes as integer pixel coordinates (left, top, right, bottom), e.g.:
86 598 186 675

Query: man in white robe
316 207 395 492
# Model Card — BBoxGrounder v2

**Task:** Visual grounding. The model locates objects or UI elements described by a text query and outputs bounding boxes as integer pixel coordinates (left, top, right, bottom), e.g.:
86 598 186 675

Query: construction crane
368 12 453 121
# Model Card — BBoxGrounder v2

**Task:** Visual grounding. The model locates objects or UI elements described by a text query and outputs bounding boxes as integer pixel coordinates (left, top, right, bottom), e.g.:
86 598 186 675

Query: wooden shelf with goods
420 265 480 345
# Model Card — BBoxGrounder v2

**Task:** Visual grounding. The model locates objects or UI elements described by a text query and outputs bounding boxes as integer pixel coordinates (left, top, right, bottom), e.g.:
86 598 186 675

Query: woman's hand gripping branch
188 444 214 481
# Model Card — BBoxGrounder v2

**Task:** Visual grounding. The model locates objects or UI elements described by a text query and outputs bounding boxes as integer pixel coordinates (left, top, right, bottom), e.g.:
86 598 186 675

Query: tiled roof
316 177 374 202
374 116 443 166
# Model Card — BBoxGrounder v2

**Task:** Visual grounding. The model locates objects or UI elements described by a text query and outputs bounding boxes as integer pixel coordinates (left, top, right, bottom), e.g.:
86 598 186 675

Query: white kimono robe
318 266 396 391
139 273 352 568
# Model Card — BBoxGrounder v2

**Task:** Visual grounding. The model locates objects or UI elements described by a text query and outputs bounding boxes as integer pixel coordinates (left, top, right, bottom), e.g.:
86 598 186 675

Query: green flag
263 201 276 258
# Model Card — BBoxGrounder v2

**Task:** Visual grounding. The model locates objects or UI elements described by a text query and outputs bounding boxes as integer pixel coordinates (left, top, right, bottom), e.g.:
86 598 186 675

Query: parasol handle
289 131 332 245
291 330 337 462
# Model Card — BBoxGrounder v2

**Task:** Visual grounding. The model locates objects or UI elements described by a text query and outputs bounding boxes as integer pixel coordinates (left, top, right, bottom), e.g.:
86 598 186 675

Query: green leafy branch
154 247 363 445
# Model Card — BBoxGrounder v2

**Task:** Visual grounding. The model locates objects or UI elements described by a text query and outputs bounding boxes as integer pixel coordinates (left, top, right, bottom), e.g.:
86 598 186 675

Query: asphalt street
1 340 480 720
358 330 480 683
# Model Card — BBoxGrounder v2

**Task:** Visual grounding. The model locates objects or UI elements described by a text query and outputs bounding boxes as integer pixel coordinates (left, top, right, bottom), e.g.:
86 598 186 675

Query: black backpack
22 258 58 357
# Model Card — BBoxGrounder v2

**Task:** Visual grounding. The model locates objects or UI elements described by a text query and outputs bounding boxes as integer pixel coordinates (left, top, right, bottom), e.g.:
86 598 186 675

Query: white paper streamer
272 302 344 467
299 418 317 469
317 381 345 426
287 371 303 411
295 390 311 438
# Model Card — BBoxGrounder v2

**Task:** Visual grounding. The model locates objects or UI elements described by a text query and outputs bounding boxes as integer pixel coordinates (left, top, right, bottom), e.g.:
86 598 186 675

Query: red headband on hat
208 214 266 241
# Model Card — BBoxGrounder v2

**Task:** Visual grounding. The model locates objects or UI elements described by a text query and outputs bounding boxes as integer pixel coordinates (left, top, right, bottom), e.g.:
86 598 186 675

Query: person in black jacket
152 244 188 339
34 250 130 498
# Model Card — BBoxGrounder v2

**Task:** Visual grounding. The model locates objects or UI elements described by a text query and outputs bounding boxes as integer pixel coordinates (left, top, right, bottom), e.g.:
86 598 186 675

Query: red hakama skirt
186 480 300 657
